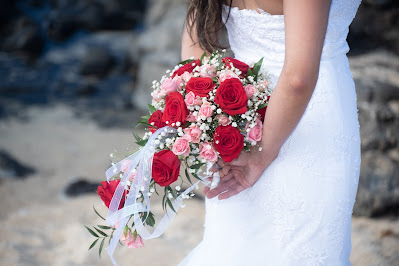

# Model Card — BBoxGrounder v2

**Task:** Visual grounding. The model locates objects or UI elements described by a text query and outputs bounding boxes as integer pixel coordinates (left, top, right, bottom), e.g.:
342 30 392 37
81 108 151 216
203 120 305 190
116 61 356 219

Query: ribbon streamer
104 126 210 265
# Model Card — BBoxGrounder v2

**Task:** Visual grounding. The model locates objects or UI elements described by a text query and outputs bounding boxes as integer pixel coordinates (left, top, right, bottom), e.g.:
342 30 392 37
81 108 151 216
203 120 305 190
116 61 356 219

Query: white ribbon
104 126 209 265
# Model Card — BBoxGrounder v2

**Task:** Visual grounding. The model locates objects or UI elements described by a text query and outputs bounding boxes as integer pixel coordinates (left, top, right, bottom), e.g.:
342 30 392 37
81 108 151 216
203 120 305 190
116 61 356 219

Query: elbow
286 72 318 96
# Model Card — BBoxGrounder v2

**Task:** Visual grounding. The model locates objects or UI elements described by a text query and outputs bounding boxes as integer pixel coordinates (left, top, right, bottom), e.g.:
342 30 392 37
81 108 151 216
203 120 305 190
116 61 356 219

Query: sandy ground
0 105 398 266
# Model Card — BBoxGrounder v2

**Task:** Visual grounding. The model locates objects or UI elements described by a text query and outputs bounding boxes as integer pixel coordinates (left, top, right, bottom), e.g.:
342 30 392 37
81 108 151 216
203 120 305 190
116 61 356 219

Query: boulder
79 47 116 77
350 50 399 216
0 150 35 179
0 16 44 57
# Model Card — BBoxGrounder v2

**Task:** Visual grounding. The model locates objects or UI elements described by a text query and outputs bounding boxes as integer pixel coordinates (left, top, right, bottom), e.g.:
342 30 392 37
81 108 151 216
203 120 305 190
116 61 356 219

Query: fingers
206 178 237 199
218 185 245 200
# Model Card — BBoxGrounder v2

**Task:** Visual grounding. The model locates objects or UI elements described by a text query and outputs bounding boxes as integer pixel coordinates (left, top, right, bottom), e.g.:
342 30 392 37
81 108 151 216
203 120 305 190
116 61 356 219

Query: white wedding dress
180 1 361 265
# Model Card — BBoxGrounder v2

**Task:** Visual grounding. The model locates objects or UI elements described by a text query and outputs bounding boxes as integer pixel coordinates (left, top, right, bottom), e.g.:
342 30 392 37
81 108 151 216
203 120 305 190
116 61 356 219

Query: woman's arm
181 17 207 61
259 0 332 158
206 0 332 200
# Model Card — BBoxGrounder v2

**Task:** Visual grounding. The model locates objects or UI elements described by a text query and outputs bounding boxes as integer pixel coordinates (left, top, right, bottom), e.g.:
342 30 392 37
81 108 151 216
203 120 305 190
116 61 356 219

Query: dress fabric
179 1 362 265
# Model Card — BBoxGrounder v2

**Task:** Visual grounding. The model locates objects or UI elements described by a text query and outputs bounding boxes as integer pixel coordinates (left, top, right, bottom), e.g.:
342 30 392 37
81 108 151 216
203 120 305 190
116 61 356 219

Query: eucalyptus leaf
190 162 205 170
88 238 99 250
166 198 177 213
85 226 99 238
97 225 112 230
94 227 108 237
185 168 193 185
93 206 105 220
99 238 105 258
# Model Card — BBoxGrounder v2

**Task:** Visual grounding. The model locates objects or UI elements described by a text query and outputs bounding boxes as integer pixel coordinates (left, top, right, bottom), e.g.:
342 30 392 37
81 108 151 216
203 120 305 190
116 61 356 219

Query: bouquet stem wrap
104 127 206 265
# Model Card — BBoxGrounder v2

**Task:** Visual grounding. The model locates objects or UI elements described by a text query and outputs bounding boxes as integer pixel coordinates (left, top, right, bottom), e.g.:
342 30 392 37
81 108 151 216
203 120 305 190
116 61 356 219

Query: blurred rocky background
0 0 398 265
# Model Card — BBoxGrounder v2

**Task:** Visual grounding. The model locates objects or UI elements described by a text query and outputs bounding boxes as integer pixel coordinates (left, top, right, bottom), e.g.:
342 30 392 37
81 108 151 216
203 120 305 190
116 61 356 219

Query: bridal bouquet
85 50 272 264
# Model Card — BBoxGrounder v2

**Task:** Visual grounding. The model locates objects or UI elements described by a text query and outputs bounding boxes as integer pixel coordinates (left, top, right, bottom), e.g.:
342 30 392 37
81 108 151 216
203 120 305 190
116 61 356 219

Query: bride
179 0 361 265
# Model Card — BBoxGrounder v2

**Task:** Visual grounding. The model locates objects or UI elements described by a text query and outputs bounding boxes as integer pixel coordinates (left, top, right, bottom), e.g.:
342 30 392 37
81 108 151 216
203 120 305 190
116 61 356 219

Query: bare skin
182 0 332 200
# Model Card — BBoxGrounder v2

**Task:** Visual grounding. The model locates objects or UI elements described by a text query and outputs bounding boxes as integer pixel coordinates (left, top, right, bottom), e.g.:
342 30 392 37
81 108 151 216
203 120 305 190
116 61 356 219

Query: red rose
162 92 188 126
152 150 181 187
185 77 214 97
222 57 250 77
97 180 126 209
149 110 166 133
215 78 248 116
171 59 200 78
257 106 267 122
213 125 244 163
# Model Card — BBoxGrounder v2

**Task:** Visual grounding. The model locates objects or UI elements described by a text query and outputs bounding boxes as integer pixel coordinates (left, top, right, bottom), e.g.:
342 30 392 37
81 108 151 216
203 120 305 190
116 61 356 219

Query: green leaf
99 238 105 258
190 162 205 170
89 238 99 250
141 114 151 120
88 238 99 250
257 103 267 111
177 58 195 66
136 139 148 146
94 227 108 237
97 225 112 230
247 67 253 77
137 120 151 126
148 104 156 114
252 57 264 81
85 226 99 238
166 198 177 213
167 186 177 199
93 206 105 220
161 193 166 211
200 51 207 64
192 173 202 181
185 168 193 185
144 212 156 227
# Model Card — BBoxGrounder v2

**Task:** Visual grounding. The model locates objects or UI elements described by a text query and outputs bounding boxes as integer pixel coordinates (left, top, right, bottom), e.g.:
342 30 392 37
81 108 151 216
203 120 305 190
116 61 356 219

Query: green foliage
177 58 195 66
252 57 264 81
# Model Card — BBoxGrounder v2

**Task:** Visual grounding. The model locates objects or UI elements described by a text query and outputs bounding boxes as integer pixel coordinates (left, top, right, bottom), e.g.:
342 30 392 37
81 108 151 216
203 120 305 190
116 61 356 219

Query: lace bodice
222 0 361 64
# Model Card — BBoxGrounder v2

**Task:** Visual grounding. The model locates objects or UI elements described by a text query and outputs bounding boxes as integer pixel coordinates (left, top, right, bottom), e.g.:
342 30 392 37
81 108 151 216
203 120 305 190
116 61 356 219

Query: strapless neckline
223 4 284 17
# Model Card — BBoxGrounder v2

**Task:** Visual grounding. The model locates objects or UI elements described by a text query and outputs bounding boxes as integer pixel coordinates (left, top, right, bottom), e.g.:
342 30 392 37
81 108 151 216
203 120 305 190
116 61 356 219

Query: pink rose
260 80 270 91
184 91 196 106
195 96 203 106
186 113 196 122
199 101 213 119
120 230 144 249
160 77 179 96
198 142 218 163
173 75 183 89
216 114 231 126
181 72 193 83
244 84 257 98
246 118 263 142
184 124 202 143
219 70 239 83
172 135 191 156
198 64 217 78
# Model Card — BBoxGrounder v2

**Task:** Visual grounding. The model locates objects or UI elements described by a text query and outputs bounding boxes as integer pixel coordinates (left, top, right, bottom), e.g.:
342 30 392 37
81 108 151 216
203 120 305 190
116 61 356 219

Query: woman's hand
203 148 278 200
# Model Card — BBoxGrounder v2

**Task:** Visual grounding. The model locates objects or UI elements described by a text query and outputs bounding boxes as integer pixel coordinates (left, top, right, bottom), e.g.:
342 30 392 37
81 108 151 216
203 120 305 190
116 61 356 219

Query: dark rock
0 150 35 179
46 0 147 41
64 178 99 197
1 16 45 57
348 3 399 55
79 47 115 77
354 150 399 217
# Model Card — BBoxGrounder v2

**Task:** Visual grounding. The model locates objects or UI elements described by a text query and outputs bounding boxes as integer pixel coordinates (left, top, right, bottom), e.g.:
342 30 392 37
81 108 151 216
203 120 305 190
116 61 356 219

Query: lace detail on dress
222 0 362 64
